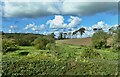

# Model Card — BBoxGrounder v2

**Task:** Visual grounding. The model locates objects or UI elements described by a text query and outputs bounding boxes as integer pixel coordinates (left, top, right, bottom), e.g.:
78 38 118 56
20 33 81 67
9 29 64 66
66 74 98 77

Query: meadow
2 42 118 75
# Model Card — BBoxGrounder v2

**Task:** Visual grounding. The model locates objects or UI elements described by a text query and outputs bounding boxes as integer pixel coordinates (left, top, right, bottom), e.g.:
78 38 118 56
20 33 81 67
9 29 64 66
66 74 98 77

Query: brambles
107 27 120 51
46 43 56 50
2 39 19 53
92 31 109 49
113 29 120 50
81 47 101 59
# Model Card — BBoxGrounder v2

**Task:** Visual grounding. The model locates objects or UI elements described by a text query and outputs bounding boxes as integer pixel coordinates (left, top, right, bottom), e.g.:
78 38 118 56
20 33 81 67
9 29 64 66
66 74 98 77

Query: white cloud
24 23 46 32
113 24 118 27
3 0 119 2
92 21 112 32
3 1 59 17
60 1 118 16
84 30 95 37
92 21 104 29
8 29 12 33
8 25 18 33
86 27 92 31
111 24 118 30
47 15 64 28
38 24 46 30
9 25 18 29
67 16 82 28
24 23 35 30
47 15 81 29
3 0 118 17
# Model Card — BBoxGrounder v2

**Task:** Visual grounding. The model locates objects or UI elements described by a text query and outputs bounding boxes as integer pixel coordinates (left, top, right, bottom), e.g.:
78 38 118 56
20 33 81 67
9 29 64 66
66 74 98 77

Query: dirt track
56 37 92 46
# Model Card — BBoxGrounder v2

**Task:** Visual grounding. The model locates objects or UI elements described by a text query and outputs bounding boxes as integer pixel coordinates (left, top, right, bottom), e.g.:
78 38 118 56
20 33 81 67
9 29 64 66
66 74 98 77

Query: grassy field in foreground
2 43 118 75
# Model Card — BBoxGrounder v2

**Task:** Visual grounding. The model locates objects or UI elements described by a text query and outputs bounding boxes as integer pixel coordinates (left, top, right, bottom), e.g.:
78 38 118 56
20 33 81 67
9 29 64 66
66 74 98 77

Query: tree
68 28 72 38
49 33 55 38
72 30 78 38
58 32 63 40
98 28 103 31
93 28 103 32
108 27 117 35
78 27 85 38
113 26 120 50
63 33 67 39
0 31 4 35
93 28 98 32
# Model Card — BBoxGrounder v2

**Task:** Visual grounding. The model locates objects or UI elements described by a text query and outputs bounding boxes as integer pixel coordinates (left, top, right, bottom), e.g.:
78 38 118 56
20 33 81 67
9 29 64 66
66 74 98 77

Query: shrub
45 36 55 43
108 28 120 50
2 39 19 52
35 43 46 50
46 43 56 50
92 31 109 49
15 34 38 46
16 38 31 46
33 36 55 50
81 47 101 59
113 29 120 50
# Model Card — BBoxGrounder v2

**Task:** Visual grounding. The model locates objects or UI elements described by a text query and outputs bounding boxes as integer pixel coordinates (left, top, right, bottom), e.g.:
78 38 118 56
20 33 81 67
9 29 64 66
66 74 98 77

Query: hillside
56 37 92 46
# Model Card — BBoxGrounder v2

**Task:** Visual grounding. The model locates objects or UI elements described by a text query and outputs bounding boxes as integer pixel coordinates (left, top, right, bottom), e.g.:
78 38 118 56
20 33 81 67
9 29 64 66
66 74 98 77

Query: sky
1 0 119 38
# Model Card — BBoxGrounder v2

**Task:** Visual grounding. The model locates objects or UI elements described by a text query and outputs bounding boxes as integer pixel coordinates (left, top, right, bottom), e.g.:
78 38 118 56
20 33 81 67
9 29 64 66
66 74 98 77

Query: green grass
2 44 119 75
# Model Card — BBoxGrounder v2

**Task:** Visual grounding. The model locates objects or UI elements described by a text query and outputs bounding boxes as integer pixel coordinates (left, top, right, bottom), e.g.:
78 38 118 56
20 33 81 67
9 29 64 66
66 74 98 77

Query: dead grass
56 37 92 46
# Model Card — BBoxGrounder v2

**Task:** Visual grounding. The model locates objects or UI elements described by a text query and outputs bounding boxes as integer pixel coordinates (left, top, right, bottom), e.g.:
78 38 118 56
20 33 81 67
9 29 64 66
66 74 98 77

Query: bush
16 38 31 46
92 31 109 49
46 43 56 50
113 29 120 50
81 47 101 59
33 36 55 50
15 34 38 46
35 43 46 50
2 39 19 52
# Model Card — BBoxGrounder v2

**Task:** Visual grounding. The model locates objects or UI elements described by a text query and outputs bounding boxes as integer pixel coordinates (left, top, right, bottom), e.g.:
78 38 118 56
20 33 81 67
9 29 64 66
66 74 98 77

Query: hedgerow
81 47 101 59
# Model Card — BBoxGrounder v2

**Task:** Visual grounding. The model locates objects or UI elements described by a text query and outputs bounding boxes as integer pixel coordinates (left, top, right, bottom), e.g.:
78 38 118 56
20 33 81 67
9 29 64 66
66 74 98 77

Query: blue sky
1 0 119 38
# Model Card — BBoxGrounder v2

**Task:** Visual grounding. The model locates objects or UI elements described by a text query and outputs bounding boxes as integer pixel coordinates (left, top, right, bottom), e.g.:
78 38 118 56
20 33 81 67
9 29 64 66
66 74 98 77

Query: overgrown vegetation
81 47 101 59
113 29 120 50
2 45 118 76
15 34 38 46
33 36 55 50
92 31 110 49
2 33 55 52
46 43 56 50
2 39 19 53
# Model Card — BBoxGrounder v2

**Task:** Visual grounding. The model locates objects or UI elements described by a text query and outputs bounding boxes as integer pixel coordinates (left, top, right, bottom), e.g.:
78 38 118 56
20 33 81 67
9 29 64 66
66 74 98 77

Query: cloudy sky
1 0 119 37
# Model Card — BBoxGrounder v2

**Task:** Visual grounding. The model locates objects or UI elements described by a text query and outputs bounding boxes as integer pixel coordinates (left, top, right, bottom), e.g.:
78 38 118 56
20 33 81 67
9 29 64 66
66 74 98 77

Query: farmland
56 37 92 46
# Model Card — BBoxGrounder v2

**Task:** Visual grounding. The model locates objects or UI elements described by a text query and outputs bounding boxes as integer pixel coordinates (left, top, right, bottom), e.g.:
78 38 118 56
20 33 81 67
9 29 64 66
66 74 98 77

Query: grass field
2 41 118 75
